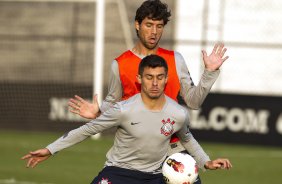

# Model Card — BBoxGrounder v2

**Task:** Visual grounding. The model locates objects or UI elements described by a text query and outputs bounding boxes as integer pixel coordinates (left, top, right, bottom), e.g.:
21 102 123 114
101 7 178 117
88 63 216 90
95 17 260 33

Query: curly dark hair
135 0 171 25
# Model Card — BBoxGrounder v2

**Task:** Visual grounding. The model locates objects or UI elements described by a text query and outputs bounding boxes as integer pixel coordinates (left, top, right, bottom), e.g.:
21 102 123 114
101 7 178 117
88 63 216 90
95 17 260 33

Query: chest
120 110 184 141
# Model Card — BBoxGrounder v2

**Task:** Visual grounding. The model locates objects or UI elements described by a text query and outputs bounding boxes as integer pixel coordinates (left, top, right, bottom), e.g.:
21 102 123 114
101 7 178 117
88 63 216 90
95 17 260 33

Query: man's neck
140 93 166 111
132 42 159 56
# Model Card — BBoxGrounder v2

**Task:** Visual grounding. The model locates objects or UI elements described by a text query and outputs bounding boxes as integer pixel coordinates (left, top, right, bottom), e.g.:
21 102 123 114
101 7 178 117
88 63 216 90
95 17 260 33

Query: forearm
46 122 97 154
182 69 220 109
175 51 220 109
179 133 210 170
48 103 121 154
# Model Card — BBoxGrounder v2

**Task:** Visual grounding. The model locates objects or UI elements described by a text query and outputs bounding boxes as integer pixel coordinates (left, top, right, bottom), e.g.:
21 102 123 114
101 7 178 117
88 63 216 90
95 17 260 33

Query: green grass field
0 130 281 184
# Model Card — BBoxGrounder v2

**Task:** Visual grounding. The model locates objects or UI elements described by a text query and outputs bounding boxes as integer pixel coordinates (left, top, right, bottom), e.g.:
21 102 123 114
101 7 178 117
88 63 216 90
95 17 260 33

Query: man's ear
165 75 168 84
136 74 141 84
135 21 140 31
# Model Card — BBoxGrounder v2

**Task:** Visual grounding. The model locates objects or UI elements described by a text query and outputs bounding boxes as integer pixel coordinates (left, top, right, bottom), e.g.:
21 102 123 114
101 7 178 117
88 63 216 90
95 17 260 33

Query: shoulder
165 96 188 114
174 50 184 59
158 47 173 54
117 94 141 111
165 96 188 124
173 51 186 65
159 48 187 67
115 50 134 62
158 47 175 59
158 48 183 58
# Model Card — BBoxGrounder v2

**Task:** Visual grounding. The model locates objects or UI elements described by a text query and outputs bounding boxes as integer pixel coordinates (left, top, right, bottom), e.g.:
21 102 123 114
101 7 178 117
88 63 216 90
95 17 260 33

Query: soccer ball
162 153 198 184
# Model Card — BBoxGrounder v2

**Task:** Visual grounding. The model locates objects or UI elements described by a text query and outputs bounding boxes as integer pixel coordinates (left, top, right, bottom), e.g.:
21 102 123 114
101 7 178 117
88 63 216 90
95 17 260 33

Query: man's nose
151 26 157 34
152 78 158 85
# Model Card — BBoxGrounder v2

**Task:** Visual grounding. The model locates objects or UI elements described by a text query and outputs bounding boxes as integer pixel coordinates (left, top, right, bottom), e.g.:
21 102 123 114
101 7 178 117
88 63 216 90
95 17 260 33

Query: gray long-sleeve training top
46 94 210 174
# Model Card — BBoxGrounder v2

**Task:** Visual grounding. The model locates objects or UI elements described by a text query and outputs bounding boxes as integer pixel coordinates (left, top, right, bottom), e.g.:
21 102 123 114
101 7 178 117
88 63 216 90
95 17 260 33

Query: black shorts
91 166 166 184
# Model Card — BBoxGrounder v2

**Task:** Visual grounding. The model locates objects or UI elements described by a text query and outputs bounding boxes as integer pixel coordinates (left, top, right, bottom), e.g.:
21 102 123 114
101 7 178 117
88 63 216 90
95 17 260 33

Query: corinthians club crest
161 118 175 136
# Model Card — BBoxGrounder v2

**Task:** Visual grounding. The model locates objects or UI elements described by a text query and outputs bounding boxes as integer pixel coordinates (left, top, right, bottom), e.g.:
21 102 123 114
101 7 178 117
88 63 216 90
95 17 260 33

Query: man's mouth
149 37 157 44
150 89 159 93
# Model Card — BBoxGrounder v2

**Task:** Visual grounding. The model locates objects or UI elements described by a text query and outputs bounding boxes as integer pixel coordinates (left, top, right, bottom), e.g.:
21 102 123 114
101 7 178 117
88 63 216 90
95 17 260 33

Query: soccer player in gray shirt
22 55 232 184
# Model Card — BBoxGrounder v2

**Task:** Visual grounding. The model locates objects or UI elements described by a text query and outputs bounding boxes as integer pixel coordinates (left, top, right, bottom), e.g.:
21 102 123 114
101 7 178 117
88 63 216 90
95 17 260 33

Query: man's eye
157 25 164 29
157 75 165 80
146 76 153 80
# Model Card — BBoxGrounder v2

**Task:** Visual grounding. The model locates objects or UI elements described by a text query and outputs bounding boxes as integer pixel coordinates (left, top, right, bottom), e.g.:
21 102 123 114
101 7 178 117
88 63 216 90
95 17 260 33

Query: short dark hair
138 55 168 76
135 0 171 25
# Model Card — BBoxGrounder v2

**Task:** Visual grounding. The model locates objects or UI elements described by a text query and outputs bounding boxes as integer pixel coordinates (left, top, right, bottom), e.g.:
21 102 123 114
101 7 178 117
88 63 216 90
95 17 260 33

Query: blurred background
0 0 281 183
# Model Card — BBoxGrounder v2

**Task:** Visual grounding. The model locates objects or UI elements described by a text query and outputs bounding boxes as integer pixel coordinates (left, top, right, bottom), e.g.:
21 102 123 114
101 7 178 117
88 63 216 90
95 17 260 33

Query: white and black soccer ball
162 153 199 184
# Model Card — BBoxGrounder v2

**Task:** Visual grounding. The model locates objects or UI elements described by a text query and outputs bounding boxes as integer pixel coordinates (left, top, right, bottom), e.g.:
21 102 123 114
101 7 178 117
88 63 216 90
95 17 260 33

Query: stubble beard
146 89 164 100
139 35 160 51
144 41 158 50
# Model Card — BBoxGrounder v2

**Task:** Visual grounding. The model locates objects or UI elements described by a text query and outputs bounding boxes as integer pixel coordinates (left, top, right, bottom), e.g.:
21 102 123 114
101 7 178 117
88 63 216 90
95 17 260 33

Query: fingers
74 95 86 103
27 157 34 168
206 158 232 170
93 94 98 103
212 43 219 54
69 98 81 107
217 43 224 54
215 158 232 170
21 153 32 160
213 163 223 169
69 100 79 110
69 108 79 115
224 159 232 169
21 150 41 160
93 94 100 107
26 157 40 168
212 42 228 57
222 56 229 62
69 95 86 108
22 151 51 168
220 48 227 57
202 50 207 58
68 97 82 114
24 153 39 168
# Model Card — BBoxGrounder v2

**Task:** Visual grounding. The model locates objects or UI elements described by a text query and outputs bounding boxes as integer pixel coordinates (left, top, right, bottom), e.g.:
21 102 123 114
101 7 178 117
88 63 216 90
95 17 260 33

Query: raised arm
176 43 229 109
100 60 123 112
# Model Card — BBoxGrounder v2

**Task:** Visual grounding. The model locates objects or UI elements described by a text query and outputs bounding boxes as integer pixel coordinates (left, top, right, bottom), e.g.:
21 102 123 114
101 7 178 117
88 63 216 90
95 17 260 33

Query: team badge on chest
160 118 175 136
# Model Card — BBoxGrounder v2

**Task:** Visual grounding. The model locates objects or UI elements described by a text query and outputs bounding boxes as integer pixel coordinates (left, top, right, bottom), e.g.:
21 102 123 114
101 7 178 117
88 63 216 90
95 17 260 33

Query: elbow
189 105 201 110
186 100 202 110
182 91 204 109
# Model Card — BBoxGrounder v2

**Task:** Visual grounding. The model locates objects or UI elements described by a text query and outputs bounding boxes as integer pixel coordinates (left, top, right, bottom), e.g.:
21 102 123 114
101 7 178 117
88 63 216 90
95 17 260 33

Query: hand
202 42 229 71
21 148 51 168
68 94 101 119
204 158 232 170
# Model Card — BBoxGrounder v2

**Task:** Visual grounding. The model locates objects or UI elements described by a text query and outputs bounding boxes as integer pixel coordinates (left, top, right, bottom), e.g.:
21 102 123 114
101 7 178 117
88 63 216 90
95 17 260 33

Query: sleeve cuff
45 146 58 155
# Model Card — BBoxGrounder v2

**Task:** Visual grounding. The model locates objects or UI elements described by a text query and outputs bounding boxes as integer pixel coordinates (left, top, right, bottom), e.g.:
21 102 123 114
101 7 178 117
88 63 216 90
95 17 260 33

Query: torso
105 94 187 173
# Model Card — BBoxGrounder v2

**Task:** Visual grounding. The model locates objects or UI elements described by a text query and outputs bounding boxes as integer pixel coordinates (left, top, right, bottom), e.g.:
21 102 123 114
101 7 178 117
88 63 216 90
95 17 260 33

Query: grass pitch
0 130 281 184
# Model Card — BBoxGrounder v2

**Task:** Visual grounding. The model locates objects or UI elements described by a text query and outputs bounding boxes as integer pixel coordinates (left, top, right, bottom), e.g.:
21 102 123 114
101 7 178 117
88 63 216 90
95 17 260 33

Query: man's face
138 66 168 99
135 17 164 50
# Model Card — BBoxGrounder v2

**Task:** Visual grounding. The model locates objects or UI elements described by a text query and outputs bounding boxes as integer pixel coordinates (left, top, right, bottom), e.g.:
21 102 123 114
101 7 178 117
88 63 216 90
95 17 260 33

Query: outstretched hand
204 158 232 170
21 148 51 168
68 94 101 119
202 43 229 71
